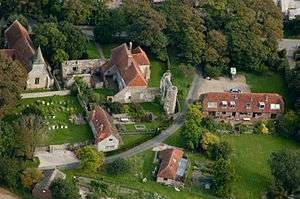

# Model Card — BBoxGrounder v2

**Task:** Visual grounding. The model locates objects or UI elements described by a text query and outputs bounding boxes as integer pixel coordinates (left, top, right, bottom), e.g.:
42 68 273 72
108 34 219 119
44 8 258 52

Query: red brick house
156 148 187 186
89 105 122 151
200 92 284 122
102 43 157 103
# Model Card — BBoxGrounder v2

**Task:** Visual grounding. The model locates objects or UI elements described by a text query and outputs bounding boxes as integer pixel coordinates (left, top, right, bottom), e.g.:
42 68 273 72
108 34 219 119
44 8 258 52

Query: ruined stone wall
160 72 178 116
112 87 159 103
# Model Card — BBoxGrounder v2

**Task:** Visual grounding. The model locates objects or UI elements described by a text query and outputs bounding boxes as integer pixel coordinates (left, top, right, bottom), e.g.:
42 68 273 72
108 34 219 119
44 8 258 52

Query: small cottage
89 105 122 151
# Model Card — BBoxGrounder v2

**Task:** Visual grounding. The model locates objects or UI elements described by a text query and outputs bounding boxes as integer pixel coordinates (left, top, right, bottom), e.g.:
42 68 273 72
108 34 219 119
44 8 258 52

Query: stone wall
21 90 71 99
160 72 178 116
112 87 159 103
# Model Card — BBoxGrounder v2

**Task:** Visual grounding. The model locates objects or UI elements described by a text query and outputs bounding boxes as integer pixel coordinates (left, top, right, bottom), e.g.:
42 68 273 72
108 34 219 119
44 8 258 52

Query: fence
21 90 71 99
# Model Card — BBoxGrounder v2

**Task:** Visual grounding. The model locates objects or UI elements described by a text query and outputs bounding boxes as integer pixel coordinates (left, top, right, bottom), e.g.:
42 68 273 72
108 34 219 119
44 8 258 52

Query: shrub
50 179 80 199
204 64 222 78
108 102 125 114
201 131 220 152
210 141 233 161
21 168 43 189
76 146 104 173
105 158 131 176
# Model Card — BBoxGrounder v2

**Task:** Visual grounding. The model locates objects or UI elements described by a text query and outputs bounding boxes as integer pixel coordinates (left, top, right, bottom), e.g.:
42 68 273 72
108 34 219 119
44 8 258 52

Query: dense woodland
0 0 300 198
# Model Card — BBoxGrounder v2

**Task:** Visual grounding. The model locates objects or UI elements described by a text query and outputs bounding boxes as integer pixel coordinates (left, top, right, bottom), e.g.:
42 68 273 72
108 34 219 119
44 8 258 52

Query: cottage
200 92 284 122
2 20 54 89
32 169 66 199
156 148 187 186
102 43 158 103
89 105 122 151
61 59 105 88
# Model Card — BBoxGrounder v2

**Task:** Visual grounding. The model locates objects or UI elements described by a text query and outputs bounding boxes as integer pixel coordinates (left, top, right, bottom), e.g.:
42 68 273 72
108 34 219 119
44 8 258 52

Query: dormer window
270 104 280 110
259 102 265 109
208 102 217 108
221 101 227 108
245 102 251 109
229 101 236 108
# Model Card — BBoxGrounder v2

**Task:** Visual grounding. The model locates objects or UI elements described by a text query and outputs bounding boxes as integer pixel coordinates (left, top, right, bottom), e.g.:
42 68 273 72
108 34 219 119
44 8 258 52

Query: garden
15 95 93 145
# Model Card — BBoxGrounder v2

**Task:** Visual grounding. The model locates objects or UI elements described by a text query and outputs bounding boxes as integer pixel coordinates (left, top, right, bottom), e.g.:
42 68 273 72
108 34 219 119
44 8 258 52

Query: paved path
105 71 203 163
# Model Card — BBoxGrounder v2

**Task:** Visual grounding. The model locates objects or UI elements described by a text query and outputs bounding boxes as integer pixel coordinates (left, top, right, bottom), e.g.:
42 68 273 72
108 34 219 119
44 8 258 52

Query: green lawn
244 72 290 108
17 96 93 145
87 41 100 59
224 134 300 199
165 130 300 199
148 58 166 87
121 134 154 150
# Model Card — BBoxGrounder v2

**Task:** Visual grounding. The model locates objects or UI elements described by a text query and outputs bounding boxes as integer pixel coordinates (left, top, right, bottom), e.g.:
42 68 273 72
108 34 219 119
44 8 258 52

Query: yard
16 96 93 145
165 130 300 199
87 41 100 59
244 72 290 107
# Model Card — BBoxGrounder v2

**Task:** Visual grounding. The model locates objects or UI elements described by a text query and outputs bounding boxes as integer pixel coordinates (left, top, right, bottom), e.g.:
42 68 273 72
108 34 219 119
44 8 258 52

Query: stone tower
160 72 178 116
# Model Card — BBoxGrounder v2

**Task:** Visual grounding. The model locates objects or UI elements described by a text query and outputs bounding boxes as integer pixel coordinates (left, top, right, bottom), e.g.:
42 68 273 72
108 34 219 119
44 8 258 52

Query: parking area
35 150 80 170
198 75 250 96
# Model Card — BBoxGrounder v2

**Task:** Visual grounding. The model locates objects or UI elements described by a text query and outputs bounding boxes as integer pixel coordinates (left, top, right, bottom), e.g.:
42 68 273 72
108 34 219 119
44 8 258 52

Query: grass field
224 134 300 199
87 41 100 59
148 58 166 87
101 43 121 59
165 130 300 199
244 72 290 108
17 96 93 145
121 134 154 150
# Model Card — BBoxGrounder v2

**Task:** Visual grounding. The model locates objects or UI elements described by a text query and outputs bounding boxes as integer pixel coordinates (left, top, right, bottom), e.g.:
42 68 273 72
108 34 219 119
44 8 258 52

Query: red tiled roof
90 106 119 144
132 47 150 66
201 92 284 113
107 43 148 87
157 149 183 180
4 20 35 71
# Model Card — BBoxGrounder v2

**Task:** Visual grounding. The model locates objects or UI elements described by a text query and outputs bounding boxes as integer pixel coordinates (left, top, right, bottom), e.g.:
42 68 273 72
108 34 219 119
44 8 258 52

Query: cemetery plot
16 96 93 145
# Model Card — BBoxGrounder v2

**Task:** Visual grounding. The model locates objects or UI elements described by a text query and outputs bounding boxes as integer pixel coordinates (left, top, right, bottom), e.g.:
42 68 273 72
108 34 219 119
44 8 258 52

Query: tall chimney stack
129 42 132 52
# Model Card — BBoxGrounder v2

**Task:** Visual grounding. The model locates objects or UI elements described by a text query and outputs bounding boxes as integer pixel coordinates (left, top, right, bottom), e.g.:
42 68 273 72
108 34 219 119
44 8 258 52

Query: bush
21 168 43 189
105 158 131 176
204 64 222 78
201 131 220 152
108 102 125 114
50 179 80 199
210 141 233 161
76 146 104 173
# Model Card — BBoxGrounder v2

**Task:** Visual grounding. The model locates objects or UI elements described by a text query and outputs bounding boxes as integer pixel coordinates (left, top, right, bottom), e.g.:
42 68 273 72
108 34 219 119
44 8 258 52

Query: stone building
2 20 54 89
89 105 122 152
32 169 66 199
200 92 284 123
61 59 105 88
102 43 158 103
160 72 178 116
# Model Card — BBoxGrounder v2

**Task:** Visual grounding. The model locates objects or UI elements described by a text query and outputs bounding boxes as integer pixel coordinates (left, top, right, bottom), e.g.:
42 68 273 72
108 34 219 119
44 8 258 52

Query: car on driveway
229 88 242 93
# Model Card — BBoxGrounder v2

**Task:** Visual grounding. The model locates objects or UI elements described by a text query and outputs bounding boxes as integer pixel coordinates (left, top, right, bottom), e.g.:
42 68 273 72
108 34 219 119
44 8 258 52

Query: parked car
229 88 241 93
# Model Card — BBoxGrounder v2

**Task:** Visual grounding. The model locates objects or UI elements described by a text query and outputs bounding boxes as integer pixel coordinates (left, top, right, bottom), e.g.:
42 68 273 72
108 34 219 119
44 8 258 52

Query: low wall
21 90 71 99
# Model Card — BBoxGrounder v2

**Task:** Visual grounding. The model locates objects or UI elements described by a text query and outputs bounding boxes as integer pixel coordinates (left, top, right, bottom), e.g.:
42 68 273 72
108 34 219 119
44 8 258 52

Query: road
105 71 203 163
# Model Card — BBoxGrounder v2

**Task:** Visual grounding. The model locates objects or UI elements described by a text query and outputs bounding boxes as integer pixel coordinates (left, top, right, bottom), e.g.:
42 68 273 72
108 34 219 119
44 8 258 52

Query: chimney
129 42 132 52
100 124 103 131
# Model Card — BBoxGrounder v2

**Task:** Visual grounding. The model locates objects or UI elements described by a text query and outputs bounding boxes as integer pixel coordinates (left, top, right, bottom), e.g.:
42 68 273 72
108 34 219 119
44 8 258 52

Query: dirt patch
0 188 20 199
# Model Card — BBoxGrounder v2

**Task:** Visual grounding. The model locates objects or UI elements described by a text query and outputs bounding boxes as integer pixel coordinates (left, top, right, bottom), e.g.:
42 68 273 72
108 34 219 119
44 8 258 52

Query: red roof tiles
90 106 119 144
107 43 149 87
157 149 183 180
201 92 284 114
4 20 35 71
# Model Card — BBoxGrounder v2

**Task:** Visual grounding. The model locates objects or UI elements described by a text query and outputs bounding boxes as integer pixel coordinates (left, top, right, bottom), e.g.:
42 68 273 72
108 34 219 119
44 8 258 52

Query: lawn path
105 71 203 163
95 42 106 60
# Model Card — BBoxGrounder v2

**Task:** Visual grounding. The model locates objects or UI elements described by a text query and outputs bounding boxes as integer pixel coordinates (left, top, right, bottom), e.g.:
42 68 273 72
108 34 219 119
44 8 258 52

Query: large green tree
212 158 236 198
0 121 16 157
76 146 104 172
269 150 300 194
50 179 80 199
122 0 168 60
0 53 27 117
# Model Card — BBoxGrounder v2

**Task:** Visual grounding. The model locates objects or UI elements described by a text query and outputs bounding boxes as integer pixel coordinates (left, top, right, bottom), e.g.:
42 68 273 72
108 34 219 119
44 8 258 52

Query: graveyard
15 95 94 145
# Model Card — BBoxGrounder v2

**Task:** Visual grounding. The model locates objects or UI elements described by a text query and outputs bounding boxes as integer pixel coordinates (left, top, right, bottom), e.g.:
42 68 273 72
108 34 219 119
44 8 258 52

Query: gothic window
35 78 40 85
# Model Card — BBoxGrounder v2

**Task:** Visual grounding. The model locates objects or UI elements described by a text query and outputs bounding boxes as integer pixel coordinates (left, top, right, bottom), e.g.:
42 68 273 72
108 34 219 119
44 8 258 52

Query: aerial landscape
0 0 300 199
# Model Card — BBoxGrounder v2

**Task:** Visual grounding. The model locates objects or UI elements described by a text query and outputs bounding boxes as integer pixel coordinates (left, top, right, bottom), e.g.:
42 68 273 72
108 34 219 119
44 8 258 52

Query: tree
50 179 80 199
14 114 47 159
212 158 236 198
76 146 104 172
59 22 88 60
210 141 233 161
0 157 20 188
162 1 206 64
0 53 27 117
200 131 220 152
21 168 43 189
86 180 108 199
276 111 299 138
0 121 16 157
122 0 168 60
269 150 300 194
106 158 131 176
62 0 93 25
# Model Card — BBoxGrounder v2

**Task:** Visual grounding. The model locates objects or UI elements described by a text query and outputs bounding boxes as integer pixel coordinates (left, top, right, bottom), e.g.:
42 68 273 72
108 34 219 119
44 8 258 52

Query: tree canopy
76 146 104 172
